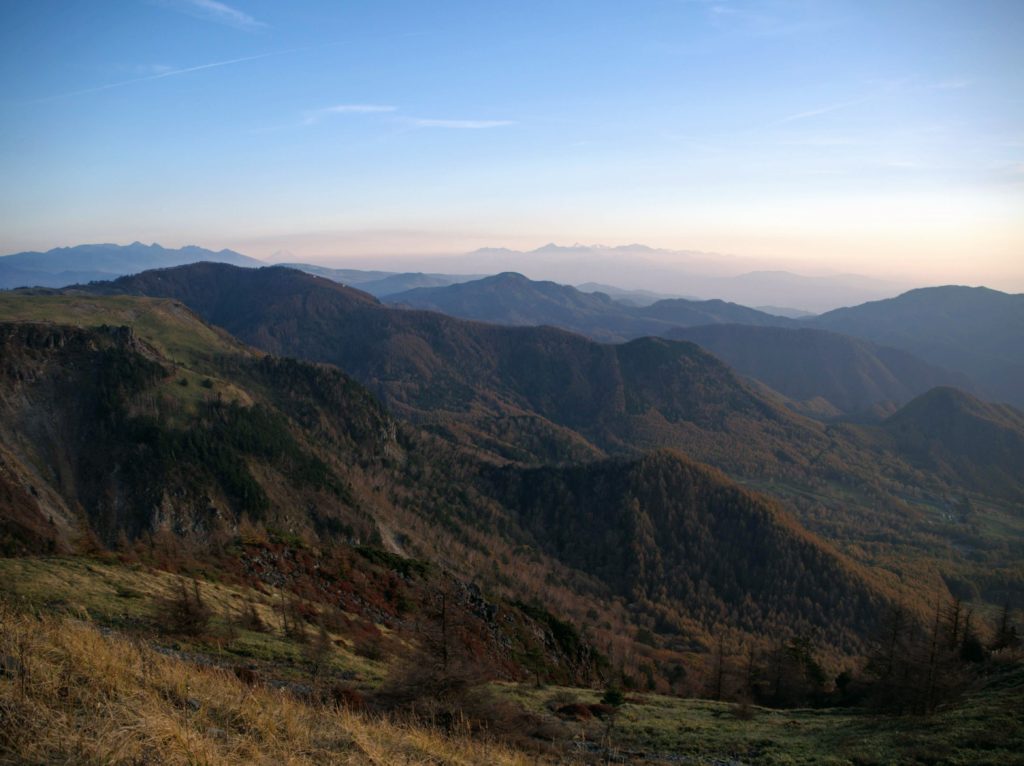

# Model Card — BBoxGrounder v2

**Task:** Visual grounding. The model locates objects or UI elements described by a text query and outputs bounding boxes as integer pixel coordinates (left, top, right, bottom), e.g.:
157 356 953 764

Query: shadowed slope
883 387 1024 502
810 286 1024 407
668 324 970 415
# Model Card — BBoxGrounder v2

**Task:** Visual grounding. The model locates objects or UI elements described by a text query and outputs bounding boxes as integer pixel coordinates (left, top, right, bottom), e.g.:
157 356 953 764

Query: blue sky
1 0 1022 287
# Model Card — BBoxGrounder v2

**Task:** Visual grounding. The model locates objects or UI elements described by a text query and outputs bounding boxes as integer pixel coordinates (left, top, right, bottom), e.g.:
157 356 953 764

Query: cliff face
0 321 395 552
0 323 171 551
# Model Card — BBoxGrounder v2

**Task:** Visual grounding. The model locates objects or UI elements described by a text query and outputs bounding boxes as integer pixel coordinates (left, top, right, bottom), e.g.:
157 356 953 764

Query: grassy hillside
0 598 534 766
502 671 1024 765
0 292 253 367
3 581 1021 766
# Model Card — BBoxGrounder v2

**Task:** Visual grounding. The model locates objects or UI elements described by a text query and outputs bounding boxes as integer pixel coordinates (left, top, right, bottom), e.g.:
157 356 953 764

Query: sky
0 0 1022 289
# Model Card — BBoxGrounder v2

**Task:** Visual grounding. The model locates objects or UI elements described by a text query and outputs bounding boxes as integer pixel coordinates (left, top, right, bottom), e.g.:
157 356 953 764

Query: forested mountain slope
0 293 910 669
82 264 843 478
883 387 1024 502
67 266 1024 612
484 450 896 652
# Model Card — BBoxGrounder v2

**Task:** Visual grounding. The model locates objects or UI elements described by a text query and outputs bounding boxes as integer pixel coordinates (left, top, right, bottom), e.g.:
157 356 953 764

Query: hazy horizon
2 1 1022 291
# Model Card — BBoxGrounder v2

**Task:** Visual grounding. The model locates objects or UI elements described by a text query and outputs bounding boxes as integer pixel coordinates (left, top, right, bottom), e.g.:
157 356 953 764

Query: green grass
2 556 1021 764
0 293 251 367
0 556 386 685
498 672 1024 765
0 293 258 417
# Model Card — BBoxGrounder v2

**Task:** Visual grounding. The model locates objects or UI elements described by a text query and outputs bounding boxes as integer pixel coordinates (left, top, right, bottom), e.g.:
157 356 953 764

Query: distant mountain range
6 242 1020 410
281 263 481 297
365 243 906 312
0 242 262 288
574 282 695 307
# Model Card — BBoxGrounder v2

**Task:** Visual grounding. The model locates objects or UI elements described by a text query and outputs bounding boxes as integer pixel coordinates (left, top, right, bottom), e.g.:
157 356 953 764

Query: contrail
30 31 432 105
33 48 296 103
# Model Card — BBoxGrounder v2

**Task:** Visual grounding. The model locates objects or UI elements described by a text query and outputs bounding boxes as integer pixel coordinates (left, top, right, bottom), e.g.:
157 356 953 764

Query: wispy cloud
323 104 397 114
769 80 909 127
932 77 972 90
296 106 514 131
703 0 844 38
135 63 176 76
162 0 267 31
769 97 869 126
33 50 285 102
408 118 515 129
303 104 398 125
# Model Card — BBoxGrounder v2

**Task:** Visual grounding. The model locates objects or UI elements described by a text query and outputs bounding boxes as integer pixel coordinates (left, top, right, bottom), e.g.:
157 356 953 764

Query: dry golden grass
0 602 542 765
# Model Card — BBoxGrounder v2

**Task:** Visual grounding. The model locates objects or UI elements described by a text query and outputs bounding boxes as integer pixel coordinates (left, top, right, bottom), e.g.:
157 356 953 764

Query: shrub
600 687 625 707
157 579 212 637
330 685 365 710
555 703 593 720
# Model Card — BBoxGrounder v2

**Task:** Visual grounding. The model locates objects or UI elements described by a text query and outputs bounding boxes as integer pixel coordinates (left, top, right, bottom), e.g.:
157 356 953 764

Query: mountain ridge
386 271 791 343
79 264 835 478
0 242 264 289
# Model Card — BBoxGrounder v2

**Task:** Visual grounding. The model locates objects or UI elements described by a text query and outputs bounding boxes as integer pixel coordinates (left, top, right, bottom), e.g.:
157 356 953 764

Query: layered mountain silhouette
394 243 902 311
386 272 790 342
810 286 1024 407
283 263 480 297
0 242 262 289
384 272 986 417
80 264 836 476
